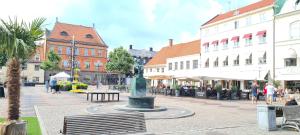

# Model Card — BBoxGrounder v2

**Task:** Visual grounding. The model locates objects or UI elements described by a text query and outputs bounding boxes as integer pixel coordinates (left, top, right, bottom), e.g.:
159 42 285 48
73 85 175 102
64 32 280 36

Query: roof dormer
60 31 68 36
86 34 93 39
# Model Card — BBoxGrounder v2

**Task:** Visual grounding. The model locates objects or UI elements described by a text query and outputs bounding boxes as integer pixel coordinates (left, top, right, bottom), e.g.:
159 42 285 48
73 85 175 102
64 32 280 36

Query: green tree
0 17 45 134
105 47 134 85
40 50 61 71
0 53 7 67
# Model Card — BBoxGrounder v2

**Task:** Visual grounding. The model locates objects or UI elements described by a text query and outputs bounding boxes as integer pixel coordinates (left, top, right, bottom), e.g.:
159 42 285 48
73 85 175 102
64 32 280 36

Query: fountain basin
128 96 155 109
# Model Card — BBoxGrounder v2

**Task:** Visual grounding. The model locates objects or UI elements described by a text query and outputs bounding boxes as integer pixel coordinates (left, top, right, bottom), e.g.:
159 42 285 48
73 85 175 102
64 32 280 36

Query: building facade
128 45 156 65
44 22 108 83
275 0 300 89
199 0 276 90
0 44 45 84
144 39 201 87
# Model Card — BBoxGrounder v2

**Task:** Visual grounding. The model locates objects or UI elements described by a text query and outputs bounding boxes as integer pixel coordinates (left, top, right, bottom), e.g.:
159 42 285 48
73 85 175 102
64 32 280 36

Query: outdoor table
86 91 120 102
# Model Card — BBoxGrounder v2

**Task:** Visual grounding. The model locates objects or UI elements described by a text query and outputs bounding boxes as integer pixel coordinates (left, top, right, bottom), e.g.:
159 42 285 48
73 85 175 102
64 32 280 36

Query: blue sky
0 0 259 52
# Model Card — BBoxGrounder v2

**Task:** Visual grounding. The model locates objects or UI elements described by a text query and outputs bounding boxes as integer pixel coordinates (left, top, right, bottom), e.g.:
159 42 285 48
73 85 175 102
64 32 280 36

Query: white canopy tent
51 72 71 81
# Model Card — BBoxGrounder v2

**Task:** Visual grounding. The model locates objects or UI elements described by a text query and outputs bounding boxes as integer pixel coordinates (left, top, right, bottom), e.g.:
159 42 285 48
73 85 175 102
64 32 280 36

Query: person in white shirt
266 83 275 104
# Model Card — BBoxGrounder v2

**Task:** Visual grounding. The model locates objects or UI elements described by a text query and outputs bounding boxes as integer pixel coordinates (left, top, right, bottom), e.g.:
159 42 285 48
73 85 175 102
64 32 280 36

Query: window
91 49 95 56
234 21 239 29
162 68 164 73
246 17 252 26
205 59 209 68
34 65 40 71
86 34 93 38
22 63 27 70
259 13 266 22
174 62 178 70
259 34 267 44
203 43 209 52
186 61 190 69
285 58 297 66
157 68 160 72
94 61 102 70
193 60 198 69
214 57 218 67
63 60 69 68
233 40 239 48
150 68 152 72
85 62 90 69
245 53 252 65
33 77 39 83
75 47 79 55
66 47 71 55
290 21 300 39
234 55 239 66
212 41 218 51
168 63 172 70
84 48 89 56
180 61 184 70
221 39 228 49
245 38 252 46
60 31 68 36
258 52 267 64
58 47 63 54
98 50 102 57
223 56 228 66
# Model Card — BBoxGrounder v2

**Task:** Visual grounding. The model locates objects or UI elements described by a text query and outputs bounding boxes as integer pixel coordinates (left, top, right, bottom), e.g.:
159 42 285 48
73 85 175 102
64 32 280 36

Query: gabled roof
202 0 274 26
47 22 107 47
145 40 200 66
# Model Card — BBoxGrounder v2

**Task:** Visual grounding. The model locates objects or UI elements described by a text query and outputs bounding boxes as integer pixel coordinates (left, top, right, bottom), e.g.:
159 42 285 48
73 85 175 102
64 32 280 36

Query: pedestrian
45 79 50 93
266 82 275 104
251 80 258 104
263 83 268 103
51 78 57 94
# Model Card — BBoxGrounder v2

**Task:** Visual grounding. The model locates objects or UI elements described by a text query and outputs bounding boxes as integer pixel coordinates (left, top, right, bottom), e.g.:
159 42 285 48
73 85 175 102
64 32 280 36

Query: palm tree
0 17 45 134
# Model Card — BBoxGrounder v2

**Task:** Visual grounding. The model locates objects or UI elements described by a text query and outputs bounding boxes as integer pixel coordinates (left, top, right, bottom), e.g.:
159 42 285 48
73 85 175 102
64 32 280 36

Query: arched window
290 21 300 39
86 34 93 38
60 31 69 36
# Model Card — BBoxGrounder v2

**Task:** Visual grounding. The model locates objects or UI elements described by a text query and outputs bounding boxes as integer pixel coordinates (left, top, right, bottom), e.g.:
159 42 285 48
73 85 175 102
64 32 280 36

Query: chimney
92 23 95 28
56 17 58 23
149 47 153 51
169 39 173 47
129 44 133 49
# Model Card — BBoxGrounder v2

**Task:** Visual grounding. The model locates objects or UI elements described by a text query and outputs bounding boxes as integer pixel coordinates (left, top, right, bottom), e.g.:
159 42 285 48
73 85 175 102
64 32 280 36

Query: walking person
266 82 275 104
51 78 57 94
45 79 50 93
251 80 258 104
263 83 268 104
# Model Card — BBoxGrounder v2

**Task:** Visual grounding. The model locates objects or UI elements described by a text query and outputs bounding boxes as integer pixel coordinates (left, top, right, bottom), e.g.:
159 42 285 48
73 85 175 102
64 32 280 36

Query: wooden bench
86 91 120 102
282 106 300 132
61 112 147 135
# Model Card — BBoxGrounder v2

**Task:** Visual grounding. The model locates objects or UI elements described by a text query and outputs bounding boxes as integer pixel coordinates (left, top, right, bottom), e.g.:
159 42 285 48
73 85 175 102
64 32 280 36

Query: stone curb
34 105 48 135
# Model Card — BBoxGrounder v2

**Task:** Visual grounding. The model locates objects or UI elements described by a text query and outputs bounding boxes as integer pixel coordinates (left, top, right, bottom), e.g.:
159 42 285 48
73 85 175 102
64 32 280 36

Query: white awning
283 48 297 59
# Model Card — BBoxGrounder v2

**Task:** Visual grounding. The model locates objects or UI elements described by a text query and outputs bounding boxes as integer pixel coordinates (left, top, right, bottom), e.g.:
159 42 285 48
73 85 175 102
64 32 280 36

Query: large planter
0 120 26 135
217 92 221 100
175 90 180 97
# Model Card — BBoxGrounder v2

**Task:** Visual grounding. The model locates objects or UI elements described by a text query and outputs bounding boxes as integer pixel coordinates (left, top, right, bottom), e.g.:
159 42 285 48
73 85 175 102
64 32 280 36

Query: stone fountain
117 58 166 112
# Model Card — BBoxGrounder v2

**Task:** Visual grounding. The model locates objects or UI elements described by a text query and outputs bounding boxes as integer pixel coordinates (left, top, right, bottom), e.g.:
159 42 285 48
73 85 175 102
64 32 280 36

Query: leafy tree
40 50 61 71
106 47 134 85
0 17 45 133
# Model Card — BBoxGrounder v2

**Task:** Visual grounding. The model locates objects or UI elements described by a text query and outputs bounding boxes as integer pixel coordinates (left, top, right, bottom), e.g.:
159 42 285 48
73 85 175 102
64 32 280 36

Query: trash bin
0 86 5 98
257 104 277 131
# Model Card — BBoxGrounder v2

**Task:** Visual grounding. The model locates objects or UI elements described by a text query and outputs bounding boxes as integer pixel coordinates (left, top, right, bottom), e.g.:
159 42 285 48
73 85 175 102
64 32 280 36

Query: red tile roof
48 22 107 47
145 40 200 66
202 0 274 26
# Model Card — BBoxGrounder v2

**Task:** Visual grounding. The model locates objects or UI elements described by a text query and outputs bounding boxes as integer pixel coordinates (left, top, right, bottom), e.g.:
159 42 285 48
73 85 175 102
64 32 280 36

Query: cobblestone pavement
0 86 298 135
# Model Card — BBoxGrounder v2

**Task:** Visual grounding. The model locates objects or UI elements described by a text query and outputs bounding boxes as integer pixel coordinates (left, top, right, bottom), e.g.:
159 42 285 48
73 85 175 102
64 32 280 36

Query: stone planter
175 90 180 97
0 120 27 135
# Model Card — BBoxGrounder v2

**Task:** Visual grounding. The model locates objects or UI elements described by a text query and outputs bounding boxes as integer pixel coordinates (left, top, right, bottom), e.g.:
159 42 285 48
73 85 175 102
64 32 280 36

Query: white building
199 0 276 90
275 0 300 89
144 39 201 87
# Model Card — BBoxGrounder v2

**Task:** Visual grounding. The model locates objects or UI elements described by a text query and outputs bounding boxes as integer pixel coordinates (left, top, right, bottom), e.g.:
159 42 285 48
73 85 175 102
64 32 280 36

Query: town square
0 0 300 135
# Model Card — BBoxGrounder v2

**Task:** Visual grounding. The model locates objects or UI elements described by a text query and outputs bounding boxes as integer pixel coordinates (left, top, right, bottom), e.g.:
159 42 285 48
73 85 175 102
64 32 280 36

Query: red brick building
44 22 108 82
